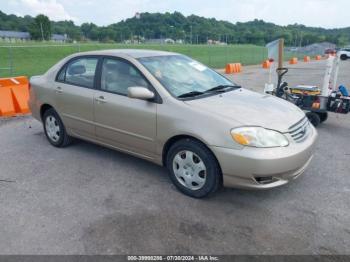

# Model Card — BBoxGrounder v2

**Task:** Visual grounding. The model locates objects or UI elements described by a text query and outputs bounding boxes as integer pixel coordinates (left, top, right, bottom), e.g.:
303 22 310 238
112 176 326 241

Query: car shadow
65 137 299 204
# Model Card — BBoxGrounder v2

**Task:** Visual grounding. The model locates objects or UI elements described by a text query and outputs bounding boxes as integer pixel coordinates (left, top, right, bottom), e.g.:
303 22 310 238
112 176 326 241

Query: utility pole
135 12 141 44
169 25 174 42
40 22 45 41
190 25 193 44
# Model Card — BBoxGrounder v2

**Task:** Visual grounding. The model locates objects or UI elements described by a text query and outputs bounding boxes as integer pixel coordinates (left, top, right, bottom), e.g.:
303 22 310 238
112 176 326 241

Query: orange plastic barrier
289 57 298 65
225 63 242 74
236 63 242 73
0 76 30 117
262 60 270 69
304 56 311 62
315 55 322 60
225 64 234 74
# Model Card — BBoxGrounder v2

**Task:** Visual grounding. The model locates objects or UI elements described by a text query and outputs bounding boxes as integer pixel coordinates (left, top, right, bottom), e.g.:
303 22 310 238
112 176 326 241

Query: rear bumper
28 91 41 122
210 125 318 189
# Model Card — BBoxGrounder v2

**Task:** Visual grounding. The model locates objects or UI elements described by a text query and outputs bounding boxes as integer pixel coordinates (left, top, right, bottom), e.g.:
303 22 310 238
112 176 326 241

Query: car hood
184 88 305 133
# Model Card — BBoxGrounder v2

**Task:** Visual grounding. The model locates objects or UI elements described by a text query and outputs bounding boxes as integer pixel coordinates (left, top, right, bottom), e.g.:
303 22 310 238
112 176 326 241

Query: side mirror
128 87 155 100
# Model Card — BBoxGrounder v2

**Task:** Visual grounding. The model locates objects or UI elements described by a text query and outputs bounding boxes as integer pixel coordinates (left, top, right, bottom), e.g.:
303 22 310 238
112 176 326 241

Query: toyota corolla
29 50 317 198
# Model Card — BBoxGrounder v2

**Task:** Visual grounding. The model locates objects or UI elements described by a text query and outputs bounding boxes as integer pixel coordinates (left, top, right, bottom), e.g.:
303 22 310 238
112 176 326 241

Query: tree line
0 10 349 46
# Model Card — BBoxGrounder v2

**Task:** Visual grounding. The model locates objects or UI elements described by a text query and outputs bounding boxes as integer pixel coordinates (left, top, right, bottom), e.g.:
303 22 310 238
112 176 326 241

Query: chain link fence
284 45 330 61
0 43 268 78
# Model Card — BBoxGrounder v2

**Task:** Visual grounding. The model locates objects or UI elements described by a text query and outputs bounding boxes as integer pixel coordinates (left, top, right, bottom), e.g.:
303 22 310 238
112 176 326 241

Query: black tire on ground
43 108 72 147
316 112 328 123
166 138 221 198
306 112 321 127
340 54 348 61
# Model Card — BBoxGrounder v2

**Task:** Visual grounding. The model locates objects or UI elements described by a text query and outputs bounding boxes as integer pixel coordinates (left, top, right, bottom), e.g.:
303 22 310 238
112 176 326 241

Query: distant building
207 39 226 45
0 30 30 42
0 30 67 42
146 38 175 44
51 33 68 42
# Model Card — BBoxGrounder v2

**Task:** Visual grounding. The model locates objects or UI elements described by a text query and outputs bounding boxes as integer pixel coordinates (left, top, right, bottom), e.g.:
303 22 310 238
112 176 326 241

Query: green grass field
0 42 268 77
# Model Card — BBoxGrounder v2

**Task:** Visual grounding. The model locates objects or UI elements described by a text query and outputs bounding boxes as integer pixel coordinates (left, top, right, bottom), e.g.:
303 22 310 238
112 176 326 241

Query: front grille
288 117 311 143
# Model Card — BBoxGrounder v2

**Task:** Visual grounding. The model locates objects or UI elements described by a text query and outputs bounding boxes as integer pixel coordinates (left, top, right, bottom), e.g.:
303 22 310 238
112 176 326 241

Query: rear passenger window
64 58 98 88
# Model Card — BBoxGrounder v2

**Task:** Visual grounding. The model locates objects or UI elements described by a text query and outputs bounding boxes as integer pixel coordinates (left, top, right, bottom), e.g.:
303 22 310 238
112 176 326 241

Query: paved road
0 60 349 255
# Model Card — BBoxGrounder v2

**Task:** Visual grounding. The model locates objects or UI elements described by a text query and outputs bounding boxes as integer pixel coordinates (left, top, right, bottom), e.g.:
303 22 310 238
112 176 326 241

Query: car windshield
138 55 237 98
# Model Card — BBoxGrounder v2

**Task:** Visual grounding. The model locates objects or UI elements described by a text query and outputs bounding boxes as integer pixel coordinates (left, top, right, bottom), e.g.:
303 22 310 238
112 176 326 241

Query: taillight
312 97 321 109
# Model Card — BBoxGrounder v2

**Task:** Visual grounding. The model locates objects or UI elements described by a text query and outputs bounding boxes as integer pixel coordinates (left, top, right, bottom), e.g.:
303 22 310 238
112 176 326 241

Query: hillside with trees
0 10 349 46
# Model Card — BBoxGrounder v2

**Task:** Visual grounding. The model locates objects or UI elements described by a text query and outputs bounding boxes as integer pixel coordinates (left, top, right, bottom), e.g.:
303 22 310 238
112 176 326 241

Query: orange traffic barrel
315 55 322 60
262 60 270 69
225 63 242 74
304 56 311 62
0 76 30 117
225 64 234 74
235 63 242 73
289 57 298 64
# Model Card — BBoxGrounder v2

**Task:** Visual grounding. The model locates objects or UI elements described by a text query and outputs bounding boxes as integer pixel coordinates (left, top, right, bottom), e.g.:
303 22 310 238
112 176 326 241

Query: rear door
54 56 99 138
93 57 157 159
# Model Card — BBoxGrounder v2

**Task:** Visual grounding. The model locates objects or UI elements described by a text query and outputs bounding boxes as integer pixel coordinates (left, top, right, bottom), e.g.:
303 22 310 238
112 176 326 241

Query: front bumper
210 125 318 189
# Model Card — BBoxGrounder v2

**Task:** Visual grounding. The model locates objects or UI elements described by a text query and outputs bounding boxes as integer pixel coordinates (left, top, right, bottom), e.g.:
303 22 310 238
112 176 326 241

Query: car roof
73 49 179 59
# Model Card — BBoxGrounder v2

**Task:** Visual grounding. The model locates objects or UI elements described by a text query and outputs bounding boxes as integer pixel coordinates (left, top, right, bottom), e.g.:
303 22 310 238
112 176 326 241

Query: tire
316 112 328 123
306 112 321 127
340 54 348 61
166 138 221 198
43 108 72 147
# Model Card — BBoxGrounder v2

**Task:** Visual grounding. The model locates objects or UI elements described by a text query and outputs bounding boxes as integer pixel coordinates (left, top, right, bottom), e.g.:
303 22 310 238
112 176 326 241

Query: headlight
231 127 289 148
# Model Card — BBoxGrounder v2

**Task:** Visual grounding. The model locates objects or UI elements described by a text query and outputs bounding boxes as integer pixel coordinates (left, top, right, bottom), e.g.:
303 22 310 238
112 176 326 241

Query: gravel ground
0 59 349 255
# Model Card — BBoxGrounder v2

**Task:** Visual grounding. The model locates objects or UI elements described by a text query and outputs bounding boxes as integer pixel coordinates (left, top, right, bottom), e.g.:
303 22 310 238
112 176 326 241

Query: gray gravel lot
0 59 349 255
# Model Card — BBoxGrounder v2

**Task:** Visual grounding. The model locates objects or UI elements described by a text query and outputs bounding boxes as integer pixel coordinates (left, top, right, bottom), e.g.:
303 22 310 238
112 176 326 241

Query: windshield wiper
178 91 204 98
177 85 241 99
205 85 241 93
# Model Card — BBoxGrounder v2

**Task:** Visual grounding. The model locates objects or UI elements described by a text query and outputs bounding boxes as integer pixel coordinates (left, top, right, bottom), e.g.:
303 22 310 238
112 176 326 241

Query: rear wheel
43 108 72 147
306 112 321 127
340 54 348 61
316 112 328 123
166 138 221 198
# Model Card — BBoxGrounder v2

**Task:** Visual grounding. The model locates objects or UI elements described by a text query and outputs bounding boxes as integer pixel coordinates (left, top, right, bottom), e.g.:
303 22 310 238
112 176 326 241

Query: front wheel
166 138 221 198
306 112 321 127
43 108 72 147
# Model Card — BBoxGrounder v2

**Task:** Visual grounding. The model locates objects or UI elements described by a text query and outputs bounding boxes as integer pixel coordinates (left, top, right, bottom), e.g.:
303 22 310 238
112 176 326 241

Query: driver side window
101 58 150 96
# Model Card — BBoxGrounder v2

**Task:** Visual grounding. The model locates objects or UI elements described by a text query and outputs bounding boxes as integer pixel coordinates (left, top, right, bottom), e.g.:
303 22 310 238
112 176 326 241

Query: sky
1 0 349 29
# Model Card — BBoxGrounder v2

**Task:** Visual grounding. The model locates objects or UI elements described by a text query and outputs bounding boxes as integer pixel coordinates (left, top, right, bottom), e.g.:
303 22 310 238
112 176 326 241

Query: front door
93 57 157 159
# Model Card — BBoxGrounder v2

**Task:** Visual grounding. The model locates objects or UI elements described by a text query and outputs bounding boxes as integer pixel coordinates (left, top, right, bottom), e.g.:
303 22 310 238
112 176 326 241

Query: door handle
55 86 63 94
95 96 107 103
